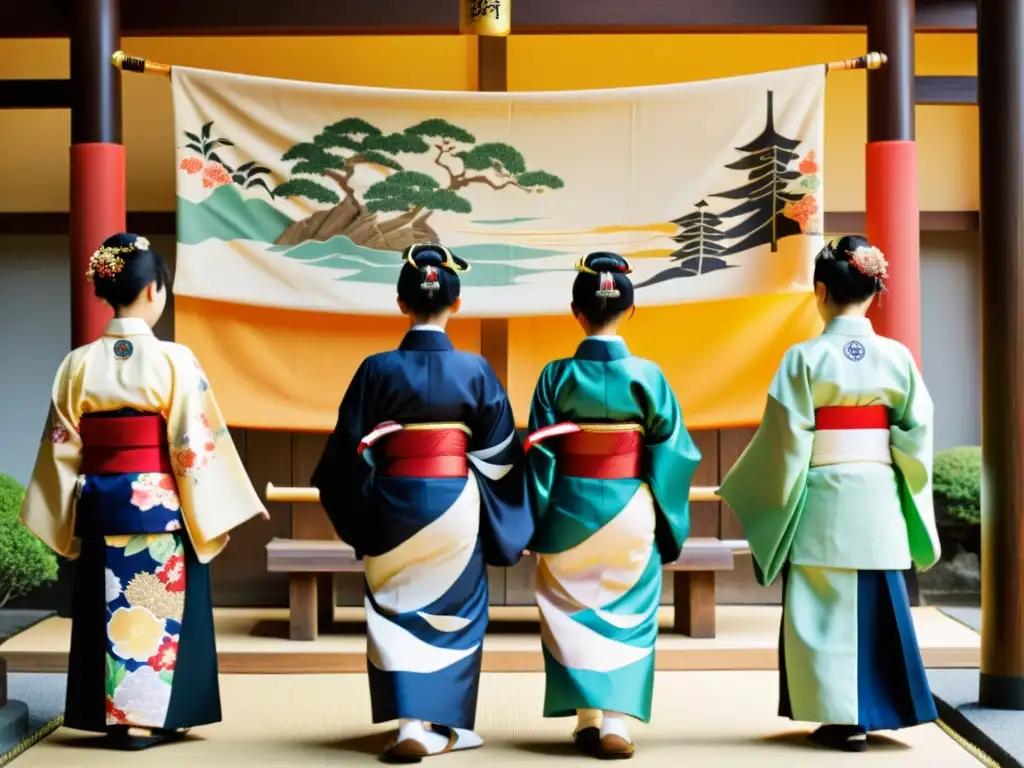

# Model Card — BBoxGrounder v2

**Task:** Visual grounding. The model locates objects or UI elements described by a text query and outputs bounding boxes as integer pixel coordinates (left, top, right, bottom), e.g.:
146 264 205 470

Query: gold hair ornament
85 236 150 282
403 243 471 273
574 255 634 276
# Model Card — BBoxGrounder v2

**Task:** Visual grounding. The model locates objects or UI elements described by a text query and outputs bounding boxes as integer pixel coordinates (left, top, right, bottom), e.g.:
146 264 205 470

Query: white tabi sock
397 719 482 754
576 709 602 733
600 711 632 744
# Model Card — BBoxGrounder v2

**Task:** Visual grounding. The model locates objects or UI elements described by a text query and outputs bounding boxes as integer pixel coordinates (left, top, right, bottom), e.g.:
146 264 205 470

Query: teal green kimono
527 336 700 722
718 316 939 729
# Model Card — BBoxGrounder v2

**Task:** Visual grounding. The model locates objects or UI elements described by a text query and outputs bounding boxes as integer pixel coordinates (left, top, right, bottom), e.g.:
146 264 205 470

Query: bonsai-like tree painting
711 90 811 255
669 200 729 275
272 117 564 251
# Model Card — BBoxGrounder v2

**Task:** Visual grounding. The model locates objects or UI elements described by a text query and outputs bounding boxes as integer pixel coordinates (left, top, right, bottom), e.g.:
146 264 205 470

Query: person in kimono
312 242 533 762
524 252 700 760
718 235 939 753
20 233 267 749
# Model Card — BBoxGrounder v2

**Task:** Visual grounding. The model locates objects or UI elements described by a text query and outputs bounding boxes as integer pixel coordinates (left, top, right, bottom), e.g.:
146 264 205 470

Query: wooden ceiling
2 0 977 38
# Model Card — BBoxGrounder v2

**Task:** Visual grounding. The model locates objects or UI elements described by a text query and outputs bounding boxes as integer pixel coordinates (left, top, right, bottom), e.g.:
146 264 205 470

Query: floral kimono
21 317 265 738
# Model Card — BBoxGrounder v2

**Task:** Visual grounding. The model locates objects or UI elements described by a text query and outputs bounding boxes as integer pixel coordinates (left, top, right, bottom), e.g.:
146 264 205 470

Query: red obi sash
373 426 470 478
80 414 173 475
525 423 643 480
814 405 890 430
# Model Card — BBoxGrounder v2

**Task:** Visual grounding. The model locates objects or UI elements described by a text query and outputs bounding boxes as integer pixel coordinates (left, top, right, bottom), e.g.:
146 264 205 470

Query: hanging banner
172 65 824 318
170 65 825 430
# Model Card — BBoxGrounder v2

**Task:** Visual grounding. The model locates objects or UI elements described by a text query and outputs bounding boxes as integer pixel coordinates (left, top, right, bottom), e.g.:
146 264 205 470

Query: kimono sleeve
468 358 533 567
890 355 941 570
717 347 815 586
166 348 266 563
20 352 84 559
644 367 701 564
525 366 560 534
311 359 375 556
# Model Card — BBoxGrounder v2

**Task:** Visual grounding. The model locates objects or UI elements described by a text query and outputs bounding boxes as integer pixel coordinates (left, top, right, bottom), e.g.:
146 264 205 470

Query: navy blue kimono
312 328 533 730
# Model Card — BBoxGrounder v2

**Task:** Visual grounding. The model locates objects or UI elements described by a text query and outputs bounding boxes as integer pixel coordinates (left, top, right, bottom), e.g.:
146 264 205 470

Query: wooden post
866 0 921 607
70 0 123 348
476 35 513 607
673 571 716 638
289 574 318 641
978 0 1024 710
477 36 511 386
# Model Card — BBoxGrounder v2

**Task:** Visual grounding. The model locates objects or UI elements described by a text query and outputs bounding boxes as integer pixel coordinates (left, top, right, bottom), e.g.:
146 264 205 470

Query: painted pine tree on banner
635 200 736 288
712 91 808 254
669 199 729 276
273 116 563 250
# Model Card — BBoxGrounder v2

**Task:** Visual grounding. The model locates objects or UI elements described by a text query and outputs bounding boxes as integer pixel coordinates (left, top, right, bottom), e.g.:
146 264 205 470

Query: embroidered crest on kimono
113 339 134 360
843 340 866 362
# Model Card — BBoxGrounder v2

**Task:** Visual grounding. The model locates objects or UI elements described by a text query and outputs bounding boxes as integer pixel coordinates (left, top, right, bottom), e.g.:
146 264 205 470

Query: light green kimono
718 315 940 725
527 336 700 722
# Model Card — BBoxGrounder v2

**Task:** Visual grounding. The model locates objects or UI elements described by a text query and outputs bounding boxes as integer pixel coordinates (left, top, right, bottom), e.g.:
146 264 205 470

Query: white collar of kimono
104 317 154 337
589 334 623 342
824 316 874 336
411 324 445 333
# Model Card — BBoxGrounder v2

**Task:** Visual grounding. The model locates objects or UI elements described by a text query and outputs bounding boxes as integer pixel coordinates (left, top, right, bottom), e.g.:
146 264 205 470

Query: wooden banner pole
112 50 888 80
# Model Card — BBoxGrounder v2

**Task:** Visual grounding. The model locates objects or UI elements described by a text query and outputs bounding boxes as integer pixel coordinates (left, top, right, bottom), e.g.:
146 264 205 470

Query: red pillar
70 0 124 347
865 0 920 365
865 0 921 606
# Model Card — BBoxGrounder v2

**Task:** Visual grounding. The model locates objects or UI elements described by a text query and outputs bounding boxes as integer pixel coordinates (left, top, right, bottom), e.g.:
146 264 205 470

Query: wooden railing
266 483 722 504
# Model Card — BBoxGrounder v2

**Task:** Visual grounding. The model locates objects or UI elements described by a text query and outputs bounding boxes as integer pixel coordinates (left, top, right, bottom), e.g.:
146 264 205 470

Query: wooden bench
266 536 743 641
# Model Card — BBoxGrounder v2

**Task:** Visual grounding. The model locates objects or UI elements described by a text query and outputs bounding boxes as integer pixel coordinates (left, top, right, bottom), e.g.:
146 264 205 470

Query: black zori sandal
574 727 602 757
809 724 868 753
106 726 188 751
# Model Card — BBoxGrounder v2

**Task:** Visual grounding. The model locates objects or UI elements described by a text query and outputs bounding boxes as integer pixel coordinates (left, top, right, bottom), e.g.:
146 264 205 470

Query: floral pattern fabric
171 415 220 485
89 470 187 729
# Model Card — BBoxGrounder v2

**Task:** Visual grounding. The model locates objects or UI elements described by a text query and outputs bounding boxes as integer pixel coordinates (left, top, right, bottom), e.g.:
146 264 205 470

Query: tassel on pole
826 51 888 73
111 50 171 77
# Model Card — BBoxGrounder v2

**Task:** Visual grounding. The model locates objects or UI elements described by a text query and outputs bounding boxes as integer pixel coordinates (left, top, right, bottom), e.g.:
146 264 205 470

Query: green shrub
0 474 58 607
933 446 981 525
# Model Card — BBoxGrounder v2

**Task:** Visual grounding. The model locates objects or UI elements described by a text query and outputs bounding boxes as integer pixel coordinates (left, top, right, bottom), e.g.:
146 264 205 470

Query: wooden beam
0 0 978 37
0 212 174 236
824 211 979 232
0 1 459 37
0 80 71 109
916 75 978 105
0 78 979 110
0 211 980 237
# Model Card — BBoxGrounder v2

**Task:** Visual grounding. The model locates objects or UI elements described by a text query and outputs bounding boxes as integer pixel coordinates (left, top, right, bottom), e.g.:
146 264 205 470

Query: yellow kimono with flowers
21 317 265 734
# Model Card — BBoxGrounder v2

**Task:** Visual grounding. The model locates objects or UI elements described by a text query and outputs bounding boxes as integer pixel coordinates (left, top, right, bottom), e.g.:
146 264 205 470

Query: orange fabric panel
176 292 820 432
174 296 481 432
507 292 822 430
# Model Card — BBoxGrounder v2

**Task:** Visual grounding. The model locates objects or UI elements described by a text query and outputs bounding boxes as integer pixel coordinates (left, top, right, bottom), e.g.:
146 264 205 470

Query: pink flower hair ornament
847 245 889 281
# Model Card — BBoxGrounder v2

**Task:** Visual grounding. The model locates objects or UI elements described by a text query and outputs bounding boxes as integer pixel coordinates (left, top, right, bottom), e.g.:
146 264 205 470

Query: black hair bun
88 233 171 309
397 242 469 316
572 251 635 325
813 234 887 306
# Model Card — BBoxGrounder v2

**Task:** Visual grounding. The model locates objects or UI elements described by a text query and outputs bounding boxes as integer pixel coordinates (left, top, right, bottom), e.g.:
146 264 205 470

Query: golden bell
460 0 510 37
